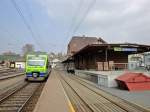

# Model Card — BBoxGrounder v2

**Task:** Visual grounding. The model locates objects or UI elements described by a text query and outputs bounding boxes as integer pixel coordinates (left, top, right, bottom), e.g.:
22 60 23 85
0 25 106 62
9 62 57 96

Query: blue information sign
114 47 137 52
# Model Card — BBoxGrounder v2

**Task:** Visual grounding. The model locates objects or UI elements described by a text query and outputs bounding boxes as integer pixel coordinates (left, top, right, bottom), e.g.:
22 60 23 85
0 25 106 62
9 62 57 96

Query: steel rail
0 83 41 112
59 74 94 112
0 82 28 104
71 75 150 112
0 73 24 81
17 83 42 112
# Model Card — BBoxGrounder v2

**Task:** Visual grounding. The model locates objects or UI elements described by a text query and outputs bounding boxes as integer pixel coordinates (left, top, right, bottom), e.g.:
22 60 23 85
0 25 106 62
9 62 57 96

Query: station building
64 36 150 90
65 36 150 71
73 43 150 70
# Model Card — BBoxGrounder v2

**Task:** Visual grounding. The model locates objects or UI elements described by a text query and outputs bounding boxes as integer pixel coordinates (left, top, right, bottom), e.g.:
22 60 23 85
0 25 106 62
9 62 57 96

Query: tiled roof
67 36 107 56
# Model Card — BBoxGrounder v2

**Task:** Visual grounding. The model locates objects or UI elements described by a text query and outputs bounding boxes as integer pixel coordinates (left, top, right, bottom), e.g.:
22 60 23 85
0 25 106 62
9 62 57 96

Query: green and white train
25 53 50 81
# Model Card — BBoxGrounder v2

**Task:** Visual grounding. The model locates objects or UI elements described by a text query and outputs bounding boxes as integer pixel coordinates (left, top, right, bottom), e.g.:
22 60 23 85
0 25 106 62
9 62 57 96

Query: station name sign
28 56 46 60
114 47 137 52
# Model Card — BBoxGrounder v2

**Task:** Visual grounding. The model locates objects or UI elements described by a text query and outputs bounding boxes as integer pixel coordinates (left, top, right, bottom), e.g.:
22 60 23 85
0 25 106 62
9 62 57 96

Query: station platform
33 70 73 112
75 70 150 87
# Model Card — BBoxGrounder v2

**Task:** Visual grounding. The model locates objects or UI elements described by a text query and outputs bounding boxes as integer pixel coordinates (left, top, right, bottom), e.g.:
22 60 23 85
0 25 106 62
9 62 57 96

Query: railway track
60 76 92 112
71 75 150 112
0 82 43 112
0 67 10 71
0 68 24 80
72 75 150 111
0 69 23 75
0 80 27 100
0 69 17 74
58 70 150 112
0 72 24 81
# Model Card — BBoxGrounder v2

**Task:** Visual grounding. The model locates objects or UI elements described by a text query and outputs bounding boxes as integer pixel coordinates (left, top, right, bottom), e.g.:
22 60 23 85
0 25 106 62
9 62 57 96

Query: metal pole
105 49 108 62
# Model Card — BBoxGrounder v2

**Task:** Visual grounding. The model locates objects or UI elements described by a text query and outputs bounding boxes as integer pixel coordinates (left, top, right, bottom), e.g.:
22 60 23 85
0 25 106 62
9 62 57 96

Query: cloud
79 0 150 44
36 0 150 45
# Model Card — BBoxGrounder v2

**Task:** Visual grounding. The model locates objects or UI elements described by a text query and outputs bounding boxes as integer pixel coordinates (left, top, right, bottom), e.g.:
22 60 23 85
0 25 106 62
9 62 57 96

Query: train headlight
33 73 38 78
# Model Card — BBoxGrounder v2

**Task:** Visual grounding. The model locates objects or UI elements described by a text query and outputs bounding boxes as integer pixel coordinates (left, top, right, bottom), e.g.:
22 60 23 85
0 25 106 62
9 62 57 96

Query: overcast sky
0 0 150 54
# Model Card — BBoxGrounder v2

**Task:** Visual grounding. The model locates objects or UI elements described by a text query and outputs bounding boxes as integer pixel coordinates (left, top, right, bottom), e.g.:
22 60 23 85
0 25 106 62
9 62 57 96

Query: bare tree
22 44 34 57
48 52 67 61
2 51 16 55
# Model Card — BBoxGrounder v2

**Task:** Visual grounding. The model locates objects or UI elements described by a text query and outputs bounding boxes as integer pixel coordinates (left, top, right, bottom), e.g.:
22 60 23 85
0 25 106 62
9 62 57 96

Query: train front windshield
27 60 45 66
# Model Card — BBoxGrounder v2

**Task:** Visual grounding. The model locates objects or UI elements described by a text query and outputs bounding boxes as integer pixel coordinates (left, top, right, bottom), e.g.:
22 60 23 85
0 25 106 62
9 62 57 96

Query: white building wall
76 70 122 87
15 62 25 69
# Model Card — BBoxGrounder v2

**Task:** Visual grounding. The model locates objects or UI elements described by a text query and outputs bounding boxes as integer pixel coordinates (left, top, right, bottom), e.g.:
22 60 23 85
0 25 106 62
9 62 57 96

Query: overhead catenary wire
10 0 43 51
22 0 47 51
23 0 58 52
61 0 85 52
65 0 84 41
71 0 96 36
43 0 64 52
22 0 33 22
61 0 96 53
